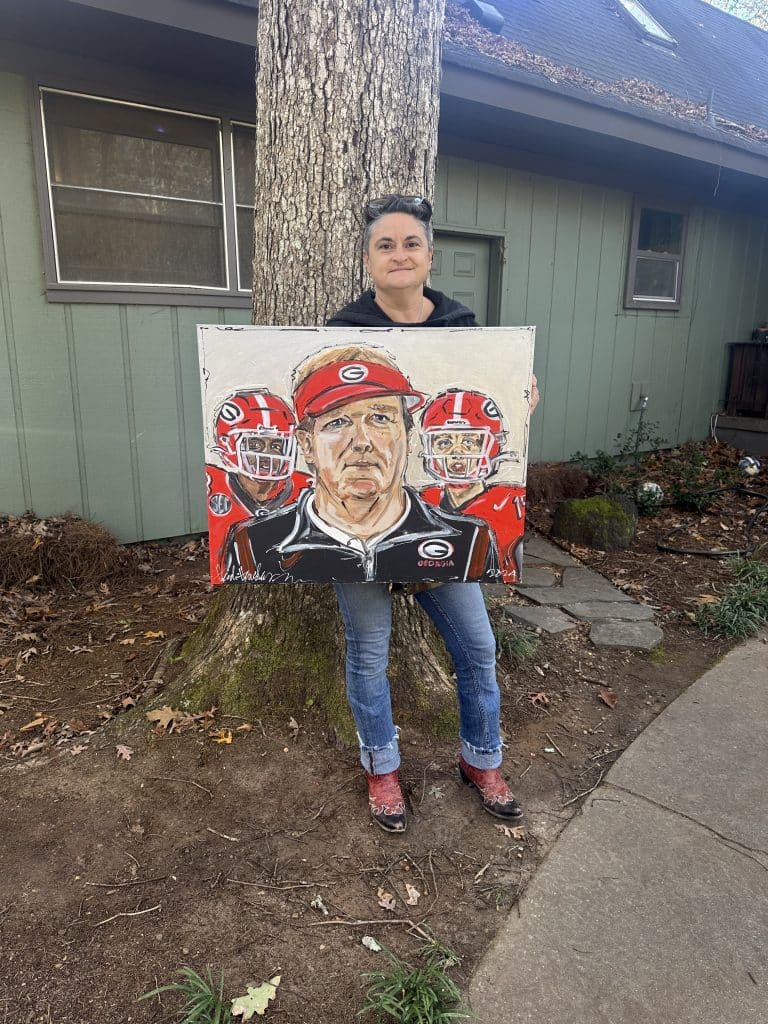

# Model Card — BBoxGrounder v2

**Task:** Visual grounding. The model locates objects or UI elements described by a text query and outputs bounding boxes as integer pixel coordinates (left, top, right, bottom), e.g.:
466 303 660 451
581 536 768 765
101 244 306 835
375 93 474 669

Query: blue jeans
334 581 502 775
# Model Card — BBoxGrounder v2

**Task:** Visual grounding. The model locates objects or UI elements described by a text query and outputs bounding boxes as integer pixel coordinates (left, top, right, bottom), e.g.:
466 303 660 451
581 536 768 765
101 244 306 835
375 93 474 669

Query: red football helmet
212 389 297 481
421 389 506 483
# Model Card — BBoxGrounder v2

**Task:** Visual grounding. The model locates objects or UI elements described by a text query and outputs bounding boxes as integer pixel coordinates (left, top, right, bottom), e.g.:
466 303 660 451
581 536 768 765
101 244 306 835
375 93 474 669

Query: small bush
696 558 768 638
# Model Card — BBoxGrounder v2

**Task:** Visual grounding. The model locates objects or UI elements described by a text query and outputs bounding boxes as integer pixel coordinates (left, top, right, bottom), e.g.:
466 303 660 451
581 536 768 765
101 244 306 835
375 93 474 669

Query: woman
327 194 539 833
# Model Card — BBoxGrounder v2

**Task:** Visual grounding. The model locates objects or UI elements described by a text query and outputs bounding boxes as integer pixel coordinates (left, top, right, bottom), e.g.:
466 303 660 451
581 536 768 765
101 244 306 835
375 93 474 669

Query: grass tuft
696 558 768 639
139 966 232 1024
493 620 541 665
359 937 471 1023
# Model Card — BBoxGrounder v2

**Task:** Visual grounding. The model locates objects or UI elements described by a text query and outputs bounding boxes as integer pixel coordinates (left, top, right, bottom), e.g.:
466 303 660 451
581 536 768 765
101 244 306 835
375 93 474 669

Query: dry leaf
377 887 397 912
20 715 48 732
116 744 134 761
528 691 550 708
598 688 618 709
119 638 136 646
145 705 184 731
236 723 253 733
67 719 90 734
495 824 526 840
210 729 233 744
404 883 420 906
288 716 300 740
231 977 281 1019
143 630 166 639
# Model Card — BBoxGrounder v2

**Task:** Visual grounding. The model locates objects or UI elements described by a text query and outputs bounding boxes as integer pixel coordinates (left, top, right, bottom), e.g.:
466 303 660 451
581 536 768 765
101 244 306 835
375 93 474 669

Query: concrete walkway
468 631 768 1024
491 533 664 650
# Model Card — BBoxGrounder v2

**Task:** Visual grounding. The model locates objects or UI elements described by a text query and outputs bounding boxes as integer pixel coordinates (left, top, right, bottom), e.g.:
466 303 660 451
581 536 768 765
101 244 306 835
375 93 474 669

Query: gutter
442 45 768 180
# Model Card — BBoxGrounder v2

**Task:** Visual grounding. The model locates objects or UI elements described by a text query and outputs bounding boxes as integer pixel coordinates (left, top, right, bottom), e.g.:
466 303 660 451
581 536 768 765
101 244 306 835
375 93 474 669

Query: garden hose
656 485 768 558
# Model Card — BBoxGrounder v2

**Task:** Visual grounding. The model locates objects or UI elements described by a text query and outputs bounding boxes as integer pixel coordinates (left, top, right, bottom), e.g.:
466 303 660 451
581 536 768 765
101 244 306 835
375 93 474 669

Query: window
39 88 257 300
625 202 687 310
231 122 256 292
616 0 677 48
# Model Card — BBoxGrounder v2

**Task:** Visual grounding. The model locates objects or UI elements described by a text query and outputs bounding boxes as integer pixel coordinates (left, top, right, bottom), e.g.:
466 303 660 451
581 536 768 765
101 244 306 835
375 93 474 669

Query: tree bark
174 0 455 738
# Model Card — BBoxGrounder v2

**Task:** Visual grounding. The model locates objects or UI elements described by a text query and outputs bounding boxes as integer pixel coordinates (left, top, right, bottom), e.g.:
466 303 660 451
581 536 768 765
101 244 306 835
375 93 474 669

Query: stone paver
502 605 579 634
590 620 663 649
564 600 655 621
518 566 558 587
523 535 580 566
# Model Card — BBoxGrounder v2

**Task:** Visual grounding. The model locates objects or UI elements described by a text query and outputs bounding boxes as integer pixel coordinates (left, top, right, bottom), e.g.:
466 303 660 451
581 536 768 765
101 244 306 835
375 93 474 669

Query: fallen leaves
404 883 421 906
377 887 397 912
116 744 133 761
495 824 526 840
231 976 281 1020
598 688 618 709
528 691 550 708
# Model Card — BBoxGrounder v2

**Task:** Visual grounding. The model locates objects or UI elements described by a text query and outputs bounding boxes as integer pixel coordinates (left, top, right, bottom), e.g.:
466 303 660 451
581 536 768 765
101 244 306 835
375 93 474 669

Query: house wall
2 67 767 541
433 157 768 463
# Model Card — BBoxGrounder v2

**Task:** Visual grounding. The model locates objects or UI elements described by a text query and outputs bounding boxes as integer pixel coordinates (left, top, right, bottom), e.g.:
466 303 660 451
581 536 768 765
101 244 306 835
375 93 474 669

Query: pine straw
0 514 134 590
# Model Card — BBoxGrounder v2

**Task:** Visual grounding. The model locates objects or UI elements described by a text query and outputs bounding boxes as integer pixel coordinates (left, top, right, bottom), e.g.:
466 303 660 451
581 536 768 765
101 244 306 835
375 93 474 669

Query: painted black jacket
326 287 478 328
224 487 499 584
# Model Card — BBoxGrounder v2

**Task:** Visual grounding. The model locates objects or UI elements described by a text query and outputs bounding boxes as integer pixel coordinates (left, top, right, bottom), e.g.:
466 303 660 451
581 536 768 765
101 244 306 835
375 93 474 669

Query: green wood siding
1 70 767 542
435 156 768 462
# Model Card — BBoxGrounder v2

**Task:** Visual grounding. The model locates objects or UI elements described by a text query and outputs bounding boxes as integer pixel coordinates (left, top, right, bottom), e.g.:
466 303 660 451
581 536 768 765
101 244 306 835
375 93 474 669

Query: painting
197 325 535 586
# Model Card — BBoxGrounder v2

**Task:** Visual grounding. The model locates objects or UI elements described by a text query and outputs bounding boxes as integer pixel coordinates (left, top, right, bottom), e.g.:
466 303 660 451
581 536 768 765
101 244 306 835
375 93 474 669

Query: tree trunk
173 0 455 739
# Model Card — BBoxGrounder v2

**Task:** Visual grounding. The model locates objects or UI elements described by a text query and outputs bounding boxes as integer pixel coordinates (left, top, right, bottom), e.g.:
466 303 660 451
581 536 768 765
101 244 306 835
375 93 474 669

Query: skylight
617 0 677 47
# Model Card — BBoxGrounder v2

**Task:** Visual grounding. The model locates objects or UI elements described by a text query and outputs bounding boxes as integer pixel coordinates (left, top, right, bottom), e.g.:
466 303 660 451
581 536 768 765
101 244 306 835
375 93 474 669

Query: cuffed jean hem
359 733 400 776
460 736 502 770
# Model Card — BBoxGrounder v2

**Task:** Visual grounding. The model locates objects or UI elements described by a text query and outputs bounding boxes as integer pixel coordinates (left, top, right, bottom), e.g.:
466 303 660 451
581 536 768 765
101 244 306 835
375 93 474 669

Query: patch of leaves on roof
443 2 768 147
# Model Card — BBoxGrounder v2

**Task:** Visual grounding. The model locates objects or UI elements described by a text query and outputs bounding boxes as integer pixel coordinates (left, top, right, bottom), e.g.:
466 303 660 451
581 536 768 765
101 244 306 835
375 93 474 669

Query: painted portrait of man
224 345 498 583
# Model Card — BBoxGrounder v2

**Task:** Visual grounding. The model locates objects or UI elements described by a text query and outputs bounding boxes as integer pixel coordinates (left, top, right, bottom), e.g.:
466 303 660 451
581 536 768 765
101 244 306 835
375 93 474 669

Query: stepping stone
519 566 558 587
517 579 632 606
563 601 655 621
590 620 664 650
503 605 580 634
482 583 512 600
523 535 581 567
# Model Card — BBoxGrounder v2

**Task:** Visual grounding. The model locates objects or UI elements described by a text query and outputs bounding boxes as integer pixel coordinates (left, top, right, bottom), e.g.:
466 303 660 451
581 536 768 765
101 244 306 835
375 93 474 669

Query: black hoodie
326 286 477 328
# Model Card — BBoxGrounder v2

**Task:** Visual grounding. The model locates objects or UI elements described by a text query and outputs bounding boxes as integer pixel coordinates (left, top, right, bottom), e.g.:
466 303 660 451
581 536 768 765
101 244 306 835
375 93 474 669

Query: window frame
34 85 255 306
615 0 677 49
624 199 688 312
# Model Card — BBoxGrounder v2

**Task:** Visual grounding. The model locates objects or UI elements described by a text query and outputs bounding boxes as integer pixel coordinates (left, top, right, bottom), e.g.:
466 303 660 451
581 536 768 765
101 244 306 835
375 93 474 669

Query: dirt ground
1 444 765 1023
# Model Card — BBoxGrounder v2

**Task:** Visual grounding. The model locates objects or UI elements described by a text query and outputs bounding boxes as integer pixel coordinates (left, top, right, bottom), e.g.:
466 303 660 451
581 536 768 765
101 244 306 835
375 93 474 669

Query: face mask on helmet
422 426 498 483
228 429 297 481
213 391 298 481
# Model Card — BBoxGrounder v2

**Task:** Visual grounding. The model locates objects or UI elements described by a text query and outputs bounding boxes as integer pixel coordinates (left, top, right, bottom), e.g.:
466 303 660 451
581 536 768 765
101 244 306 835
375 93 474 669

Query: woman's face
363 212 433 294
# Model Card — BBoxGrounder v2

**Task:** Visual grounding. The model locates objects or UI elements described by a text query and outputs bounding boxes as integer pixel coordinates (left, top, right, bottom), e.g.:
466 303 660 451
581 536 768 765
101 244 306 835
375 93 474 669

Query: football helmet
212 389 297 481
421 389 506 483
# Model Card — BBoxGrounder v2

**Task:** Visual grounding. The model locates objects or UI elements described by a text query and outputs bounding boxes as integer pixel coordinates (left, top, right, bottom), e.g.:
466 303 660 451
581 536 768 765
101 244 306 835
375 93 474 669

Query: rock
564 601 655 621
523 535 581 566
590 621 664 649
551 495 637 551
518 566 558 587
503 605 580 634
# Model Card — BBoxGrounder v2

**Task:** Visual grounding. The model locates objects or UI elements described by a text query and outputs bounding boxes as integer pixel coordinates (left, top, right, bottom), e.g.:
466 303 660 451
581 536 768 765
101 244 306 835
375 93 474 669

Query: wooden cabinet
726 343 768 417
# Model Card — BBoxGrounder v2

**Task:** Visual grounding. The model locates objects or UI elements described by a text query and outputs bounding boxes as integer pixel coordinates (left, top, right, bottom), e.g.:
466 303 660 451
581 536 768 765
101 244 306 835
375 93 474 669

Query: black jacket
326 287 477 328
225 487 498 584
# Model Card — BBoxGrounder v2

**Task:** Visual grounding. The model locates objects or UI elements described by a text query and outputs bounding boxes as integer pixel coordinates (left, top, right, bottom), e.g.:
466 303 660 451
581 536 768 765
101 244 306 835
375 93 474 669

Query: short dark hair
362 194 434 251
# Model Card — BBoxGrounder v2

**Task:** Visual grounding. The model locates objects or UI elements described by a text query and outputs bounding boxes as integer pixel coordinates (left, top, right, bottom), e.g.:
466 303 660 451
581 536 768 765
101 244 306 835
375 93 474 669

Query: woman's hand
530 374 540 414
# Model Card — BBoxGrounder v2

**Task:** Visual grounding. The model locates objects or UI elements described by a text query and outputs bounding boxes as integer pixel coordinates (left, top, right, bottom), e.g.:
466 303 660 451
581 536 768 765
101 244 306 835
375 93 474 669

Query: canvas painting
197 325 535 586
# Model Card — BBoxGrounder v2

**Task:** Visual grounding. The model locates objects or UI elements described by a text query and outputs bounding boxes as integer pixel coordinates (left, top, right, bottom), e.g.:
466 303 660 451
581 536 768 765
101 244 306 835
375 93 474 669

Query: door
431 233 492 325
